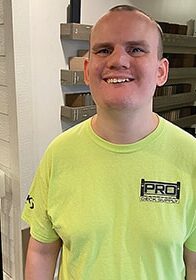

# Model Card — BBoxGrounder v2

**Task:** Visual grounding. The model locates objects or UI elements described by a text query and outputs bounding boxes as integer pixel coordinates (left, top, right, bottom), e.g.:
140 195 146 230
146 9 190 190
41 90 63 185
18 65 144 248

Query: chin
99 100 139 112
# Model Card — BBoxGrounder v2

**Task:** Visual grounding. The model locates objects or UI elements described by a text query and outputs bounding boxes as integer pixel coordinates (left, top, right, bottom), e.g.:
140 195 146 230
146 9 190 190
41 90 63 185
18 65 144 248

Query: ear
156 58 169 87
84 58 90 86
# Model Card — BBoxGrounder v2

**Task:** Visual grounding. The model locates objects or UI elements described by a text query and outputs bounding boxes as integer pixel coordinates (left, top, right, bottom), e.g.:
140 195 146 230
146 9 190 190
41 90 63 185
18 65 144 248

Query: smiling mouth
105 78 133 84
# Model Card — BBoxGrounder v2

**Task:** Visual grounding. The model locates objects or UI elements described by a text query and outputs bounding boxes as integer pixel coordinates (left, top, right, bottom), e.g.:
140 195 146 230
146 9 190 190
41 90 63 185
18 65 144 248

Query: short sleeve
185 216 196 252
21 150 59 243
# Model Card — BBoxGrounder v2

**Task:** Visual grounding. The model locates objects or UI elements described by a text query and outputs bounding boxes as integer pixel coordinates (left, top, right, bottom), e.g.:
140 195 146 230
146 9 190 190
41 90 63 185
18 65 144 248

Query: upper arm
184 246 196 280
25 236 62 280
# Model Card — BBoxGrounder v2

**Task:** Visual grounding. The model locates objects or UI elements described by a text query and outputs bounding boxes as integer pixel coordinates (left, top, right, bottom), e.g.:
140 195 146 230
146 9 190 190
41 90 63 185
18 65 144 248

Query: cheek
84 59 102 85
141 62 159 84
136 61 159 96
88 59 105 79
90 66 102 80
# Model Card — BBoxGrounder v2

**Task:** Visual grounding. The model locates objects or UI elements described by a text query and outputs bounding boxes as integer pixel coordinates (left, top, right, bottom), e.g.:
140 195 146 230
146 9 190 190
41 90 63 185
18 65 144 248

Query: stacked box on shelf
155 83 192 97
157 21 187 35
69 49 88 71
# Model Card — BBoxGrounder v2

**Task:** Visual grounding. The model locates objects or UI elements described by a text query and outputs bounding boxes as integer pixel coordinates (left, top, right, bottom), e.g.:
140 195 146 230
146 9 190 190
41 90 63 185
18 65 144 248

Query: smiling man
23 5 196 280
84 6 168 144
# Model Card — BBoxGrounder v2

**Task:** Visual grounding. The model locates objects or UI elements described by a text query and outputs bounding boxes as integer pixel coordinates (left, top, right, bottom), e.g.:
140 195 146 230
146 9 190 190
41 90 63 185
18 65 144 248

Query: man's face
84 10 168 113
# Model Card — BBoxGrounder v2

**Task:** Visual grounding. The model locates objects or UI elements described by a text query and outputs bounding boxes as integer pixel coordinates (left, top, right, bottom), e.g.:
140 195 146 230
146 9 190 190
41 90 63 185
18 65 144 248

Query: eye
132 47 143 53
95 48 112 56
127 47 145 56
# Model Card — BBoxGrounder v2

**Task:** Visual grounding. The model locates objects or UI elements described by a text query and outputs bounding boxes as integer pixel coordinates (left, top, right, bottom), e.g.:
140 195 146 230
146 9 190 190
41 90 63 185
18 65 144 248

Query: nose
107 46 130 70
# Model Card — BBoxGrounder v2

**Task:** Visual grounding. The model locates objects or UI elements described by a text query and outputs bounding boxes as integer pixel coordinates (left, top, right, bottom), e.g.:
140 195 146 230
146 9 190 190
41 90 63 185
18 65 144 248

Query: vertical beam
3 0 23 278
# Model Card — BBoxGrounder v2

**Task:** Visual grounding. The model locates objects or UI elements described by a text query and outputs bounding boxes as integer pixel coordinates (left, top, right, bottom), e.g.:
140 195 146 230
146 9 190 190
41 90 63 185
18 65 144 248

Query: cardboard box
77 49 89 57
61 70 84 85
60 23 92 40
69 56 86 71
65 93 85 107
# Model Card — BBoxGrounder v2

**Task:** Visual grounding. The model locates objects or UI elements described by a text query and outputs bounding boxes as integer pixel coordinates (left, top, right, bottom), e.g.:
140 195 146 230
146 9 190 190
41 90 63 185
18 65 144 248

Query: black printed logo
25 194 35 209
140 179 181 204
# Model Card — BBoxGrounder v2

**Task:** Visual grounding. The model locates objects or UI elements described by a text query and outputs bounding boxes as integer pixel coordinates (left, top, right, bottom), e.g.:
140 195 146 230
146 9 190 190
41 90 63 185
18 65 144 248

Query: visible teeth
106 78 131 84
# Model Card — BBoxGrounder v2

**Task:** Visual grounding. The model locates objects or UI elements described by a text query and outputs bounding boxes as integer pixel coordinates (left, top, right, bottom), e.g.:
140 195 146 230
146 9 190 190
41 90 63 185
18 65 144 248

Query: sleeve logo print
25 194 35 209
140 179 181 204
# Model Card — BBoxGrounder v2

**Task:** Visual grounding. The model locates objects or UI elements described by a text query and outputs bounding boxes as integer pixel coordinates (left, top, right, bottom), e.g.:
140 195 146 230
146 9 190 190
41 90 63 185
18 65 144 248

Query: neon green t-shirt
22 116 196 279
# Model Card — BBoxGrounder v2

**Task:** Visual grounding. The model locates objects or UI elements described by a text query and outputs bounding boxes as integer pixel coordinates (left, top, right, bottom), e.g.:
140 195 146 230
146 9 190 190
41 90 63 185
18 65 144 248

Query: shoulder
41 118 92 164
159 117 196 171
162 117 196 148
48 118 90 150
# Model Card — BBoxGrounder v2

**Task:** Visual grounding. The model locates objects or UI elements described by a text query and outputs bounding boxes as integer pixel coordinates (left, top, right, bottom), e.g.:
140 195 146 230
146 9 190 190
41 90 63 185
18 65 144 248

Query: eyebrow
91 40 150 51
91 43 113 52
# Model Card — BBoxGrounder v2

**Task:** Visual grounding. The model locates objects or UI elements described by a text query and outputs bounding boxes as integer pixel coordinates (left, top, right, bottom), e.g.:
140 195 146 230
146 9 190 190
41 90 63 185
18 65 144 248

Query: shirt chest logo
140 179 181 204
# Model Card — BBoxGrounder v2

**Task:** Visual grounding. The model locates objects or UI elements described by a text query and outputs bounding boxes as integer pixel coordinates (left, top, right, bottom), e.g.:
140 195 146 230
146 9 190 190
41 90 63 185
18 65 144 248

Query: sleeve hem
21 213 60 244
30 231 60 244
184 243 196 252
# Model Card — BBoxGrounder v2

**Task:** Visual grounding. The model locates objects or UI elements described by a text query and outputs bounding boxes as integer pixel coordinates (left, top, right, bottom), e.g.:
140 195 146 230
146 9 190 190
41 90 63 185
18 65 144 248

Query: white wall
29 0 67 160
130 0 196 24
82 0 196 25
81 0 131 24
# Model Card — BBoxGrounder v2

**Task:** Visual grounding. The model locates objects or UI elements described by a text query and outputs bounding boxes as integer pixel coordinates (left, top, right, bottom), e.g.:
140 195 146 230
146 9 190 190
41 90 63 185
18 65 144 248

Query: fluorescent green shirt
22 116 196 279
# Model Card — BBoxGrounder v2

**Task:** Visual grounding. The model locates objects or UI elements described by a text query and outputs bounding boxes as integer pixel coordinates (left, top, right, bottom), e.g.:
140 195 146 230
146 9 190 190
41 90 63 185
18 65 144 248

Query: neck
91 109 159 144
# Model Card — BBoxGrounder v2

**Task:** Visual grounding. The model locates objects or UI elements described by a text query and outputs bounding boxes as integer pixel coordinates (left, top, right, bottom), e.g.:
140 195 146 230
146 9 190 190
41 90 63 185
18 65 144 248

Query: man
22 5 196 280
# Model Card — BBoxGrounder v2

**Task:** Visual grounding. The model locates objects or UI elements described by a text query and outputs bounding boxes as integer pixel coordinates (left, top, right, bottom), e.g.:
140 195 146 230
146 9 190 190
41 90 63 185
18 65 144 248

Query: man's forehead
90 10 157 44
94 10 153 28
91 10 156 39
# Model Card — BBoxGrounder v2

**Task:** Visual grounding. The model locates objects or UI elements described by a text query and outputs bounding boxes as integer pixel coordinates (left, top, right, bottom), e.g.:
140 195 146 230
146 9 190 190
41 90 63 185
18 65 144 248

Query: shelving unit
174 115 196 127
154 92 196 112
60 23 92 40
60 24 196 133
159 34 196 132
61 69 84 86
61 104 96 122
167 67 196 80
163 33 196 53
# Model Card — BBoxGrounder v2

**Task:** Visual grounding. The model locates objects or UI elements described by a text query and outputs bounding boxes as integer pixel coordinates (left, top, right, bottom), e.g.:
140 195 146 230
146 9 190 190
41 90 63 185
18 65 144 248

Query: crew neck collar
85 115 165 153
